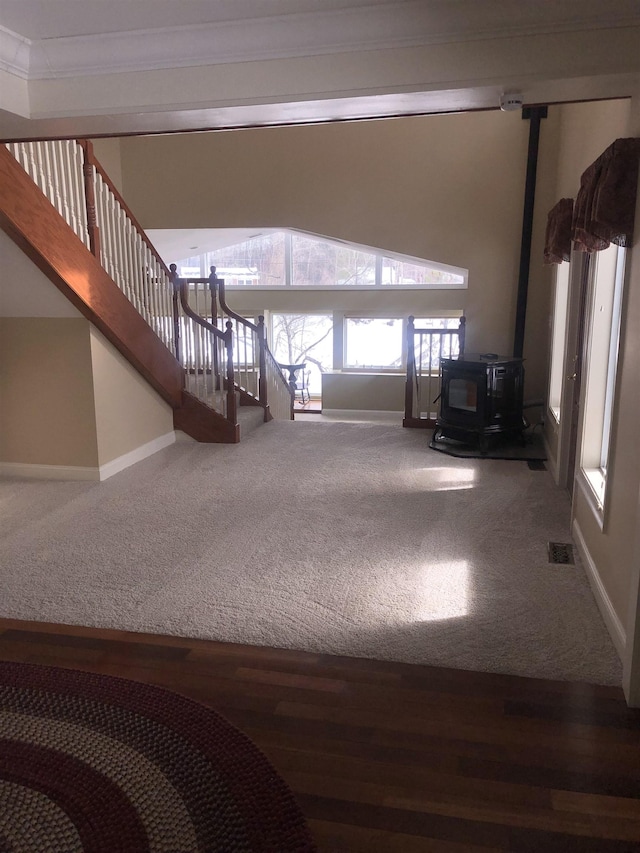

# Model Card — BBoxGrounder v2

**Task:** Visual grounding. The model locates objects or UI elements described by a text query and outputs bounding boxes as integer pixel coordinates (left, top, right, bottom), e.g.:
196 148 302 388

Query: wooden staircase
0 140 292 442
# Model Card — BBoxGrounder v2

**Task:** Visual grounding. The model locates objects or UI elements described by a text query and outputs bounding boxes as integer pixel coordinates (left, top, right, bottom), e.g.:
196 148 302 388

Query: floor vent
527 459 546 471
548 542 574 565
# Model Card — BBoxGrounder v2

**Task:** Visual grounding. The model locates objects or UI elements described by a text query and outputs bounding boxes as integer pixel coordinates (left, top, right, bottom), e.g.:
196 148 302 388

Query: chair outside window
278 363 311 404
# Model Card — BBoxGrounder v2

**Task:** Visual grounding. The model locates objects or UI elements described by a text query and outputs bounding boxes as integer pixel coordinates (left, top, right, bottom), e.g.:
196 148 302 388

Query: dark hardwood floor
1 617 640 852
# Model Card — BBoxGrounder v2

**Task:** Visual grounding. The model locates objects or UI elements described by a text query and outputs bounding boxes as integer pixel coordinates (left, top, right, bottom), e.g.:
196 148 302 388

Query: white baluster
75 144 90 247
59 141 78 238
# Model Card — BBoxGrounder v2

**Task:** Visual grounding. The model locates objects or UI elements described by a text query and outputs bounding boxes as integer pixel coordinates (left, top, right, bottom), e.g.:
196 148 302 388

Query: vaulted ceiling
1 0 639 139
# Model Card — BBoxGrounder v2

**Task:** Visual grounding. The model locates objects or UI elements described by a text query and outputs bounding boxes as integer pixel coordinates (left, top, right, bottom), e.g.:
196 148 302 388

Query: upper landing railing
403 315 466 428
173 267 293 421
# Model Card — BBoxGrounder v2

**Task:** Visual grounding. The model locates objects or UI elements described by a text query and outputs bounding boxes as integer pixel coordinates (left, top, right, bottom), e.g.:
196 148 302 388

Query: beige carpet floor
0 415 622 685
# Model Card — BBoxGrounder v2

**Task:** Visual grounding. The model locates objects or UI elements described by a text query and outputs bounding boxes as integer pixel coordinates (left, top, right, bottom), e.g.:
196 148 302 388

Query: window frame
341 311 464 374
577 244 626 525
342 316 405 371
268 311 334 396
177 229 468 292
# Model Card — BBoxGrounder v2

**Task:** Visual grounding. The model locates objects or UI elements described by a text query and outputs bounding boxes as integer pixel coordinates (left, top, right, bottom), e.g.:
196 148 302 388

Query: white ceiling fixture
499 93 523 112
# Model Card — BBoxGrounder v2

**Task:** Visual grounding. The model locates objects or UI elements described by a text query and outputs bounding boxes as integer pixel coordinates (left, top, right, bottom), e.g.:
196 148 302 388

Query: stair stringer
174 391 240 443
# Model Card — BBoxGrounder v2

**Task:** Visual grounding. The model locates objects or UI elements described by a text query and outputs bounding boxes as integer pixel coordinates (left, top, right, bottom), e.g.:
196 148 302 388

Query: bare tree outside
271 314 333 395
292 234 375 286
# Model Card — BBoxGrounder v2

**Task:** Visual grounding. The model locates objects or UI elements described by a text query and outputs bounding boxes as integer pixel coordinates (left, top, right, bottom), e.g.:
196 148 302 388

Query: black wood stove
434 353 526 451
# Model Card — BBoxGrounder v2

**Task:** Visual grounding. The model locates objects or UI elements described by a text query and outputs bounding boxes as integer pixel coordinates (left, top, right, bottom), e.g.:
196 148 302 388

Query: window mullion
375 255 383 287
285 231 292 287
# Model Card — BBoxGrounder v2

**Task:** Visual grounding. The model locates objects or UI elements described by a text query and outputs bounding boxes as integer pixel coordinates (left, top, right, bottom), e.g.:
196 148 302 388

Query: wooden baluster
404 315 415 422
79 140 101 259
225 320 237 425
209 267 221 389
169 264 181 363
208 267 219 326
458 315 466 357
257 316 269 413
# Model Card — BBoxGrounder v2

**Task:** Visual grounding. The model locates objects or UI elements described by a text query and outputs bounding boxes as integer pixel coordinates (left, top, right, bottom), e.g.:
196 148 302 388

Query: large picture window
344 318 404 369
174 229 467 291
270 314 333 396
291 234 375 287
203 233 286 287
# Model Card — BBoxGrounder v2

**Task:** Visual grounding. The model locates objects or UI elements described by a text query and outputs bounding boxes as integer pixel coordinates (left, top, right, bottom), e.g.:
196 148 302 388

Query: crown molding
0 25 31 78
2 3 640 82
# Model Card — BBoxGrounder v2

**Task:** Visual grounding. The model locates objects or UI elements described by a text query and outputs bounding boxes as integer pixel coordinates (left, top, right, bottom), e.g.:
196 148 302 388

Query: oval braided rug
0 661 316 852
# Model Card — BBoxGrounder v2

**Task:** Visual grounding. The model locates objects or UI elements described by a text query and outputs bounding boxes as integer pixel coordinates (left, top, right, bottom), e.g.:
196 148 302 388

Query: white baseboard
0 462 100 481
322 409 404 417
98 431 176 481
0 431 176 483
572 517 626 659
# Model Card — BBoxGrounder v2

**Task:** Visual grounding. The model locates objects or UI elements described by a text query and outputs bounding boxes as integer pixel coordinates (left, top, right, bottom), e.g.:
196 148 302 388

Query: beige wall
89 327 174 466
91 137 124 193
0 237 174 476
0 229 81 318
0 317 99 467
120 111 539 390
322 372 404 411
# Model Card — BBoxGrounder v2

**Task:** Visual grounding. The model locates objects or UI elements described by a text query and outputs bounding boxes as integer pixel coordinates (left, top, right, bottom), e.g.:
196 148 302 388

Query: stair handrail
403 315 466 427
170 265 237 426
178 267 292 419
215 269 290 375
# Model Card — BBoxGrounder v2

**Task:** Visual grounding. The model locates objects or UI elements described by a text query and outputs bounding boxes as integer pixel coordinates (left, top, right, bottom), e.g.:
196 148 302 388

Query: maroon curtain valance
544 197 574 264
544 137 640 264
572 137 640 254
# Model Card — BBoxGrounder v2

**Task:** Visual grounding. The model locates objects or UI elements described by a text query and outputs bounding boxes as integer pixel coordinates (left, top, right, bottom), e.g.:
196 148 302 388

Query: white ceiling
1 0 639 138
0 0 394 40
2 0 638 43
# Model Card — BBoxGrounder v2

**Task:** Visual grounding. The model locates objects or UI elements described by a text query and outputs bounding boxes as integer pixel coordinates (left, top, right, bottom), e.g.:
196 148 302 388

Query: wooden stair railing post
257 316 269 412
79 139 101 260
458 315 466 356
405 315 416 421
208 266 219 325
169 264 181 362
208 267 221 390
224 320 238 425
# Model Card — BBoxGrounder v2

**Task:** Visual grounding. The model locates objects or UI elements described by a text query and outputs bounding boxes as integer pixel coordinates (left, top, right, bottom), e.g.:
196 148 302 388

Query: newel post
257 315 268 409
208 266 221 388
79 139 101 259
208 266 219 325
458 315 466 356
404 315 416 422
169 264 181 362
225 320 238 425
